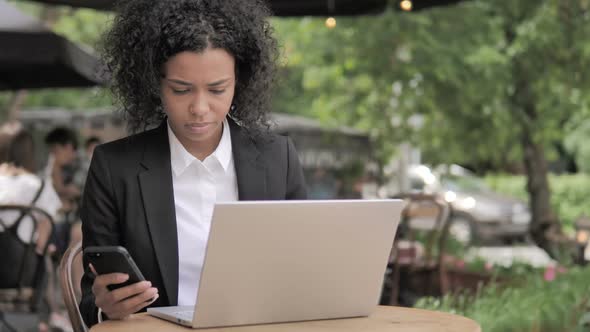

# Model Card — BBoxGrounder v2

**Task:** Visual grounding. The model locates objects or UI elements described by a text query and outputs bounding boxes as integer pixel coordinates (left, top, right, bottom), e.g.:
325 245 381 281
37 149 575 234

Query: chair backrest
59 241 88 332
384 193 454 305
0 204 55 312
390 193 452 264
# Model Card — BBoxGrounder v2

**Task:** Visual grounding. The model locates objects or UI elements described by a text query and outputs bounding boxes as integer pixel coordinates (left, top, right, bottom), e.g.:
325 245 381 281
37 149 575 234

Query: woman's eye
210 89 225 95
172 88 190 95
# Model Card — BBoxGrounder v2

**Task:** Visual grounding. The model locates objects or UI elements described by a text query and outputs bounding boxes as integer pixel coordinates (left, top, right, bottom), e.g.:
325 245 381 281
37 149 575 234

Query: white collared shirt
168 118 238 306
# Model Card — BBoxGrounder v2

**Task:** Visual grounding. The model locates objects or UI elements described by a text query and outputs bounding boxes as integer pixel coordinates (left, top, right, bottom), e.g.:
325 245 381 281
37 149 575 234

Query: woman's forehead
163 49 235 80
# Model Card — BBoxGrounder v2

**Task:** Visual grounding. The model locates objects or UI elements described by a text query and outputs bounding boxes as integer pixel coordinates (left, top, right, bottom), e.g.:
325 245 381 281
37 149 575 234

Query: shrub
485 174 590 234
415 267 590 332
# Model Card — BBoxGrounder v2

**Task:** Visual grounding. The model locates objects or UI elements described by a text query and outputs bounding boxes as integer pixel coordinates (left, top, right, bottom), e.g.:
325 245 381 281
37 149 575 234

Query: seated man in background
43 127 80 209
43 127 83 258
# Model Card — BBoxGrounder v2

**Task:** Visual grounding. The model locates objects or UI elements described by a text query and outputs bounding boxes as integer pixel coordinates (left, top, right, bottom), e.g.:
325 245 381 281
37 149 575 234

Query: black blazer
79 119 307 326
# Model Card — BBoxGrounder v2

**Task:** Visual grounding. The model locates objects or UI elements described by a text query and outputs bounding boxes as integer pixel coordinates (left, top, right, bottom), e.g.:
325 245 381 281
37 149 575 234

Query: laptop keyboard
173 310 194 321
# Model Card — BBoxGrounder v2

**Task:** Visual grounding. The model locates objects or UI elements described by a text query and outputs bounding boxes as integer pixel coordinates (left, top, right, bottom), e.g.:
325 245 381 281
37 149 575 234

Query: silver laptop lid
192 199 405 328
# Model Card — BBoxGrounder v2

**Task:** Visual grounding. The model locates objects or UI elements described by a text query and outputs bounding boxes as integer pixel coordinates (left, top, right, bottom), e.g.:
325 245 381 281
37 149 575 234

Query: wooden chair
382 193 453 305
59 241 88 332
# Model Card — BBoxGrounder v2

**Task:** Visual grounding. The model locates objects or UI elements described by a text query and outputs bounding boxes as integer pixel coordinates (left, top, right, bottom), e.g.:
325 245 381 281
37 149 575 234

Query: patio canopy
26 0 389 16
0 0 103 90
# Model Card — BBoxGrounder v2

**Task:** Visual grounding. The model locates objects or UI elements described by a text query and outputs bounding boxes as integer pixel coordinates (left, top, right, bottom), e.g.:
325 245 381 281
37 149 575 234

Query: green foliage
272 0 590 168
52 8 113 48
23 88 111 110
8 1 112 49
565 117 590 173
486 174 590 234
485 175 529 201
415 267 590 332
1 88 112 113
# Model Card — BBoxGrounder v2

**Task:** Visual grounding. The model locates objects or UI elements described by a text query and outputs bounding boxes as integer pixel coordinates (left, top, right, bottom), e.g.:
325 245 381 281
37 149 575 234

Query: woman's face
161 48 236 158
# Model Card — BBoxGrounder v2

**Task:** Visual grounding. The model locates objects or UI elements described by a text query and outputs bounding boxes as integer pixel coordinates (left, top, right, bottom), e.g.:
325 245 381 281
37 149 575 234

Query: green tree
272 0 590 254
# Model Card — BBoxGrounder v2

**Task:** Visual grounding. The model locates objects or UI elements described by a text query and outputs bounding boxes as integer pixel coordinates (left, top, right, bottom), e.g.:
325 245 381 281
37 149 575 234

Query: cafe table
89 305 481 332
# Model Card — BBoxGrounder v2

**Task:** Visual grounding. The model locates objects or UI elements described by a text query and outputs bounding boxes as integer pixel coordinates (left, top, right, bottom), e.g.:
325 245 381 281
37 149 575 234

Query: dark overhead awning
270 0 388 16
0 0 103 90
25 0 389 16
394 0 466 11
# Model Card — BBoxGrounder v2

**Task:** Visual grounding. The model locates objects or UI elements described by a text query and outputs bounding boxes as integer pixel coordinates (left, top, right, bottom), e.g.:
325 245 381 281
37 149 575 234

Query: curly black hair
101 0 278 133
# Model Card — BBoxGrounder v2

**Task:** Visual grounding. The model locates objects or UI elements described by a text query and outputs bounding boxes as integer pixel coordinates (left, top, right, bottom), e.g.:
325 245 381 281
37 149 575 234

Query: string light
325 0 336 29
400 0 413 11
325 17 337 29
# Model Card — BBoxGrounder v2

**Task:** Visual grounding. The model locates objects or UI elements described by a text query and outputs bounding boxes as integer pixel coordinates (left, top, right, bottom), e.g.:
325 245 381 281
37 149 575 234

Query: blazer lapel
138 122 179 305
229 119 267 200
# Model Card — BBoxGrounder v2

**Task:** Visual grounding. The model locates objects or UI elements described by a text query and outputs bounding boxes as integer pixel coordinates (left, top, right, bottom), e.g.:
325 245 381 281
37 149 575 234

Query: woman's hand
90 267 159 320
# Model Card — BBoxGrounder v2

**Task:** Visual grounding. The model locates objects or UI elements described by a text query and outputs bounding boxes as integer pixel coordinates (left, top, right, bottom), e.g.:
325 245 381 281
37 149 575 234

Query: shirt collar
168 117 233 176
215 117 233 171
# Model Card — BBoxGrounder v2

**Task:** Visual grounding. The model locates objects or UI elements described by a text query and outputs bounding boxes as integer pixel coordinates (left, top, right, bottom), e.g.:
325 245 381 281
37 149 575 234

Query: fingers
91 272 129 297
101 287 159 320
116 288 159 316
89 263 160 320
109 281 153 303
127 293 159 316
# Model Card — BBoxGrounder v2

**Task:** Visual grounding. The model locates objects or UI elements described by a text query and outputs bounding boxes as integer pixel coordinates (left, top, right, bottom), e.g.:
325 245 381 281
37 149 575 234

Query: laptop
147 199 405 328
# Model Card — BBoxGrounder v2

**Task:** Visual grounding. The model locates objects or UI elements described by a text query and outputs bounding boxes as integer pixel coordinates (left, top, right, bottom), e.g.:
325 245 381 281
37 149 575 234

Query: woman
0 122 62 259
80 0 307 326
0 123 65 331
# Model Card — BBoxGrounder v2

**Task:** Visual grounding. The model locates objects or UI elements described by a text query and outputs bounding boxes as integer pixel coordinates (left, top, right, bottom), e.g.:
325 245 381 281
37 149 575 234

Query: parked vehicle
400 164 531 244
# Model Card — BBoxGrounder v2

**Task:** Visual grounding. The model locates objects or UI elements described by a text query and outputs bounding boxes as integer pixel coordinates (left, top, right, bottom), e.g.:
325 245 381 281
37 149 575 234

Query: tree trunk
520 122 560 255
513 71 561 256
503 8 565 258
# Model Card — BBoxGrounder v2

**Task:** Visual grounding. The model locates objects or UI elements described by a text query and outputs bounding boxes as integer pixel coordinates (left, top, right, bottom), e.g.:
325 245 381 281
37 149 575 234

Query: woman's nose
189 93 209 115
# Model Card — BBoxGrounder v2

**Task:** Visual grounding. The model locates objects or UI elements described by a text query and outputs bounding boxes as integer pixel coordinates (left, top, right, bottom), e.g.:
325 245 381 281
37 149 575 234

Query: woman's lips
186 122 212 134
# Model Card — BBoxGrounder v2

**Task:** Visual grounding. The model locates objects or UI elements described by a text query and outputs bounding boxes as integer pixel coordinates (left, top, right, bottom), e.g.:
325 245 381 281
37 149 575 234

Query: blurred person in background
44 127 81 209
0 122 67 332
44 127 83 258
0 122 62 257
308 168 338 199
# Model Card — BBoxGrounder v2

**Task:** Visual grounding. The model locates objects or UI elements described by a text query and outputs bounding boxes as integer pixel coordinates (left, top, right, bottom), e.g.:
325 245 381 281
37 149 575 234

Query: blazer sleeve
79 146 121 327
285 137 308 200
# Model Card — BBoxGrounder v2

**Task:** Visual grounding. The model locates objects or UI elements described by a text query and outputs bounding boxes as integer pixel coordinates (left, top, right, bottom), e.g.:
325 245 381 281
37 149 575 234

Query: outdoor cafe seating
382 193 500 306
0 204 55 331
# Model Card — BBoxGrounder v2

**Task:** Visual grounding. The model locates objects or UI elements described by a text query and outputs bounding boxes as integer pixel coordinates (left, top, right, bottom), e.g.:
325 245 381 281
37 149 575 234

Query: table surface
89 305 481 332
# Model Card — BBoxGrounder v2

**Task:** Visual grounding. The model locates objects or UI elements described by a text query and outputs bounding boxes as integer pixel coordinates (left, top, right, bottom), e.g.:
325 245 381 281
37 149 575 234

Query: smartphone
84 246 146 291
